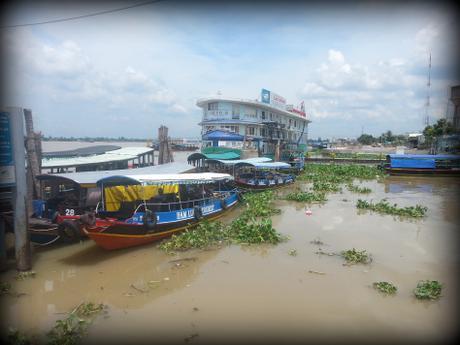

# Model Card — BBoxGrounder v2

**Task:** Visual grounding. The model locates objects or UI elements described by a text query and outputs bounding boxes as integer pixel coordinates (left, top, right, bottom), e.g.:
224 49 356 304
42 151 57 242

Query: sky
1 0 459 140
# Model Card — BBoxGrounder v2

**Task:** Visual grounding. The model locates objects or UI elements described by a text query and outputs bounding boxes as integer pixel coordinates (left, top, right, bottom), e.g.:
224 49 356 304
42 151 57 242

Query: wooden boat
233 161 296 189
82 172 239 250
383 154 460 175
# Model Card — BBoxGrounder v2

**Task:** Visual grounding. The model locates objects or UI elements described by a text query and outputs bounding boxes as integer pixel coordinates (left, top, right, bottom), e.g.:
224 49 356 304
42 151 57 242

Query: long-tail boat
82 172 239 250
382 154 460 175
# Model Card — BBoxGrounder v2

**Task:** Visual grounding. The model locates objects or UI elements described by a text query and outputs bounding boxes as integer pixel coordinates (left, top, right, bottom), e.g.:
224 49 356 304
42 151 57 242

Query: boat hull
84 193 238 250
384 168 460 176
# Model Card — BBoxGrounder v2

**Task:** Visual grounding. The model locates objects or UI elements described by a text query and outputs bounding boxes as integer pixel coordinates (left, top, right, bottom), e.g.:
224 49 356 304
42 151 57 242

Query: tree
423 119 454 144
357 134 376 145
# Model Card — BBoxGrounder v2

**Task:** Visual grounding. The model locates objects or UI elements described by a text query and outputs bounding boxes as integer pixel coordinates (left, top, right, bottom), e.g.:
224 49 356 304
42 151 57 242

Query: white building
196 89 311 156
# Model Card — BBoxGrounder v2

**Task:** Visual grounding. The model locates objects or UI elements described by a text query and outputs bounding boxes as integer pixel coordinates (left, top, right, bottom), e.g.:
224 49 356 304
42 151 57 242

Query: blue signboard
0 111 15 186
261 89 270 104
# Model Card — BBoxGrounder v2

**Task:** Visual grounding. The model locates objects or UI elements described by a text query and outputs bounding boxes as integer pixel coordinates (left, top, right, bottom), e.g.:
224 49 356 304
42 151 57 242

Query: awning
202 130 244 141
97 172 234 187
187 152 241 163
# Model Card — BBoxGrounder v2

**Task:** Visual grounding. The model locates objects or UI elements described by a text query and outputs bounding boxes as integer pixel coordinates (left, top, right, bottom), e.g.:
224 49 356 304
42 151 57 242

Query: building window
232 105 240 119
260 128 266 137
248 127 255 135
262 111 266 120
208 102 218 111
294 120 297 128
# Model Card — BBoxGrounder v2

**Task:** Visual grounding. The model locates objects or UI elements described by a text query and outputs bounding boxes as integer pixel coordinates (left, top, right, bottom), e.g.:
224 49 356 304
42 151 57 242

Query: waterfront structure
196 89 311 157
450 85 460 131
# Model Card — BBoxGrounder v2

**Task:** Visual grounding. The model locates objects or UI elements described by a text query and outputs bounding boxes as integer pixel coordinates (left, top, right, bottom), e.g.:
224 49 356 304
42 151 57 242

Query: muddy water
1 176 459 344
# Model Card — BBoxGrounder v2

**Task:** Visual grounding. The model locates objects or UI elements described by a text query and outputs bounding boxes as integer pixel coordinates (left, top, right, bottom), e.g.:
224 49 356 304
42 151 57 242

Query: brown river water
1 173 460 344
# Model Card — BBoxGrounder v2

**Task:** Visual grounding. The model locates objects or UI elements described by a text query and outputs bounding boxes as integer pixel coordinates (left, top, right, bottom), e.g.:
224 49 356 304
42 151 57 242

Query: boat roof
206 157 273 165
41 147 154 169
36 162 194 187
234 161 292 169
387 154 460 160
97 172 234 186
187 152 241 162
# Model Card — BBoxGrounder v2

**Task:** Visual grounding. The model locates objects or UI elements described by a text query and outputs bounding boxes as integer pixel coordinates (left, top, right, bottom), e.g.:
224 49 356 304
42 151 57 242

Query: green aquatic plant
312 181 342 193
341 248 372 264
347 184 372 194
285 191 327 203
298 163 384 183
160 191 286 252
47 302 107 345
373 281 397 294
15 271 36 280
288 249 298 256
1 282 11 295
356 199 428 218
413 280 443 300
5 329 31 345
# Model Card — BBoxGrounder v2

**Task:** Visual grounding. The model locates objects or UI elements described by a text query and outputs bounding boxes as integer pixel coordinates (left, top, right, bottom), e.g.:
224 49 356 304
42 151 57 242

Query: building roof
188 152 241 162
196 96 311 123
41 147 154 169
234 161 292 169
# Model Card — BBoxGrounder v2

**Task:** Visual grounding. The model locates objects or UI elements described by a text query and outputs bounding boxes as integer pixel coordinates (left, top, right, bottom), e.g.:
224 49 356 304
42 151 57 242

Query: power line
0 0 166 29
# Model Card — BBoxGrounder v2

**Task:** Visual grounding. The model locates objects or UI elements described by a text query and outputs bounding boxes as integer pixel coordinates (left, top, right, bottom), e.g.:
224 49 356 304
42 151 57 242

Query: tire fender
57 220 81 243
194 206 203 220
143 209 157 230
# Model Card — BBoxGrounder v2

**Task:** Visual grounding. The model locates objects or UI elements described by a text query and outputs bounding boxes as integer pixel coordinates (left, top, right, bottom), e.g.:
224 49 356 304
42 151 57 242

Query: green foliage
160 191 286 252
357 133 377 145
47 302 106 345
373 281 397 294
423 119 455 144
356 199 427 218
1 282 11 295
5 329 31 345
285 191 327 203
347 184 372 194
288 249 298 256
312 181 342 193
341 248 372 264
15 271 36 280
298 164 383 183
413 280 443 300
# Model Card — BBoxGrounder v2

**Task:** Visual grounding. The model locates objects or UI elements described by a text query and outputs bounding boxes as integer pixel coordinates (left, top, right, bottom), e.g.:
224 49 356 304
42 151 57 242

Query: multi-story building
196 89 311 157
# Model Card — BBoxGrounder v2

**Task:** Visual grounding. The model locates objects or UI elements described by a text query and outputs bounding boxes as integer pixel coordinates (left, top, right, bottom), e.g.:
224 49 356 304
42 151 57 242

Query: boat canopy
36 162 194 188
97 172 234 187
234 161 292 169
187 152 240 162
206 157 272 166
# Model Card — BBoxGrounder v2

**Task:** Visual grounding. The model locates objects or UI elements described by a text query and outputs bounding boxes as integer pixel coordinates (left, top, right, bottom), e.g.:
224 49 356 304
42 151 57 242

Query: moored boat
233 161 296 189
382 154 460 175
83 172 239 250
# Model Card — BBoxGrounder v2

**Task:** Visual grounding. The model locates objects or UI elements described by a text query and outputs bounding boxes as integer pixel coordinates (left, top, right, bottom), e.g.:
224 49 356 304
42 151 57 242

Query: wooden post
158 125 174 165
7 107 31 271
24 109 41 199
0 217 7 271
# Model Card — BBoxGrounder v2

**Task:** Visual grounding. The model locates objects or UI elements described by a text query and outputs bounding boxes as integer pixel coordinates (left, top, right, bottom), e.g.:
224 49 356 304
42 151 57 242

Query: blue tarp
202 130 244 141
390 158 435 169
388 154 460 160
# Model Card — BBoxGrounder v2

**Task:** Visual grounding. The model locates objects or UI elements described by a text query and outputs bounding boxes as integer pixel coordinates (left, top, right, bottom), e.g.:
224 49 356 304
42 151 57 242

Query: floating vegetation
347 184 372 194
288 249 298 256
413 280 443 300
15 271 36 281
47 302 107 345
341 248 372 264
356 199 428 218
160 191 287 252
1 282 11 295
373 281 397 294
285 191 327 203
298 164 384 183
310 238 324 245
312 181 342 193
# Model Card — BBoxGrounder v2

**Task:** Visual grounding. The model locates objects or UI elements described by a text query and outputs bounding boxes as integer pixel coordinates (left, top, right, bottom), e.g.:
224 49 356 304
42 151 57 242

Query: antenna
424 51 431 126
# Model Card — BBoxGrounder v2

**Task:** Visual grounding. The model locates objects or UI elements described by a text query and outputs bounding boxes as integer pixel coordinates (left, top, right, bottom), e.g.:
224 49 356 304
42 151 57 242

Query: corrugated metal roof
37 162 193 185
97 172 234 186
41 147 154 168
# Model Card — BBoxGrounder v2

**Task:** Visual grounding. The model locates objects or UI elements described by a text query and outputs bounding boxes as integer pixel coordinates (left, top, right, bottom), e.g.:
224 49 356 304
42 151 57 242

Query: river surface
1 145 459 344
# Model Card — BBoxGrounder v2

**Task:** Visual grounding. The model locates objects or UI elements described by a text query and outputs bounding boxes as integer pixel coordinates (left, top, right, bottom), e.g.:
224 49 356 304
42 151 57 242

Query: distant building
450 85 460 130
196 89 311 157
